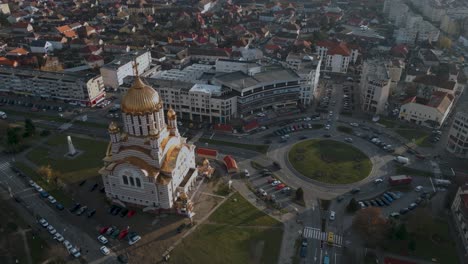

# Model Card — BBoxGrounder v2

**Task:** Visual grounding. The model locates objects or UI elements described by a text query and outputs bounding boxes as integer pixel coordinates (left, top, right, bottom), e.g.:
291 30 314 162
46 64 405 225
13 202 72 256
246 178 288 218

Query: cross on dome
132 59 139 76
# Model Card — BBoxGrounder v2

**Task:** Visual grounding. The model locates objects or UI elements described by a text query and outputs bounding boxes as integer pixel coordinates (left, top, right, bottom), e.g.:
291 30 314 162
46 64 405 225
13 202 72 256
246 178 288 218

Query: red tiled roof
265 44 281 51
243 120 259 132
384 257 416 264
86 54 103 62
328 42 351 56
196 148 218 158
214 124 233 132
223 155 238 171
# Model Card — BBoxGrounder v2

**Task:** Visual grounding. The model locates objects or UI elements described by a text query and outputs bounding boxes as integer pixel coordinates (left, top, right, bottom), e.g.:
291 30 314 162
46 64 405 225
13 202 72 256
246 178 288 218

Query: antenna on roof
132 58 139 76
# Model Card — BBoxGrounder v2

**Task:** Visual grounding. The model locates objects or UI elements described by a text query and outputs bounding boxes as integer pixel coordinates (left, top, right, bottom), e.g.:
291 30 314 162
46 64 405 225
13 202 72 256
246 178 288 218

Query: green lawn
395 129 430 146
198 138 269 154
378 118 398 128
26 134 108 182
288 139 372 184
13 162 73 206
385 220 458 264
170 192 283 264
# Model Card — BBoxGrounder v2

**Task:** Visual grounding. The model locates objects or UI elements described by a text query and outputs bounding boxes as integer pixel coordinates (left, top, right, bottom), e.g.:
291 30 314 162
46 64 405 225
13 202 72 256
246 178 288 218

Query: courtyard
288 139 372 184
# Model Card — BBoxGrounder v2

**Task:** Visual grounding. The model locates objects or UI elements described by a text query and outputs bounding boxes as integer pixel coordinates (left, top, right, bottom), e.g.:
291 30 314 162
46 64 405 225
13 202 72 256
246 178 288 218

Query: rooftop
102 50 149 70
0 65 97 82
189 83 222 96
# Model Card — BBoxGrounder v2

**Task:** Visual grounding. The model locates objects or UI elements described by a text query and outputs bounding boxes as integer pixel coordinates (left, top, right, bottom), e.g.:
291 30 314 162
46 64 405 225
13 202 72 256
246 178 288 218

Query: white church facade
99 75 198 215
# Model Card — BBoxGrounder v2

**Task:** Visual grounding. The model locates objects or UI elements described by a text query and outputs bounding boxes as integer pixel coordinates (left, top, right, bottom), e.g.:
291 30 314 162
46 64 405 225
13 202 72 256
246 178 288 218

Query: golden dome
167 107 176 120
203 158 210 166
108 121 119 133
149 127 159 137
121 77 161 115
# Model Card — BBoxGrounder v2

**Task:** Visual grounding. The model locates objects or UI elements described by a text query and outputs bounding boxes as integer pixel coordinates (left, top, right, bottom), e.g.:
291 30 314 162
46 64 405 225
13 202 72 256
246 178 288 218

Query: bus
323 255 330 264
327 232 334 245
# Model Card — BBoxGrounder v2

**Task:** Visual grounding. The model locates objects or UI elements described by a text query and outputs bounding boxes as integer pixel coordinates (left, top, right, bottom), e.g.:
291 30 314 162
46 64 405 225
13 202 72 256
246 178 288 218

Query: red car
275 184 286 190
99 226 109 234
127 210 136 218
118 229 129 240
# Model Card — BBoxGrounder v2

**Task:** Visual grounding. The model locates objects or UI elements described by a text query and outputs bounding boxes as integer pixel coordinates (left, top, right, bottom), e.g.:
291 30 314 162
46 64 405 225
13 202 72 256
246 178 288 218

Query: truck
389 175 412 186
434 179 451 187
0 111 7 119
393 156 409 165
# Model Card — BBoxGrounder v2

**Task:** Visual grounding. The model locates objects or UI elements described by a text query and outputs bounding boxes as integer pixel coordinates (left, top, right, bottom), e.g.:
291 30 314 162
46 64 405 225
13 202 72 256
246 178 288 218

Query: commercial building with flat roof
0 66 105 106
100 50 151 89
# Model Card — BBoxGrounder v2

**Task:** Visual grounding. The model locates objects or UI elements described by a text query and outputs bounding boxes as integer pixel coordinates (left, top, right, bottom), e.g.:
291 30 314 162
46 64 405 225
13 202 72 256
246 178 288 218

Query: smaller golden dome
149 127 159 137
167 107 176 120
203 158 210 166
108 121 119 133
121 77 161 115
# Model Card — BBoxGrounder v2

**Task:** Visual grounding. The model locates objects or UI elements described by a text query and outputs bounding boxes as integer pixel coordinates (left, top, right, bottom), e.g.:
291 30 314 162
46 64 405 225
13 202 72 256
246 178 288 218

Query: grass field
288 139 372 184
26 134 108 182
384 219 457 264
169 192 283 264
198 138 269 154
395 129 431 147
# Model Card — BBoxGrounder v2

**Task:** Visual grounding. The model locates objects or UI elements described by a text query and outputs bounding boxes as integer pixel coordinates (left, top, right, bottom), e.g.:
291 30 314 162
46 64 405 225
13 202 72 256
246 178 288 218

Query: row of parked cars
358 191 403 208
99 225 141 245
317 85 333 111
29 180 65 210
341 86 354 114
37 217 81 258
256 169 292 203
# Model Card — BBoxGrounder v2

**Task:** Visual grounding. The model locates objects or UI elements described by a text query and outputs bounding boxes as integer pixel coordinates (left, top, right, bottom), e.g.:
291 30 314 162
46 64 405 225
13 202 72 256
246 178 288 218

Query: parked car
47 225 57 235
97 235 108 245
87 209 96 218
128 233 141 245
329 211 336 220
90 183 98 192
271 180 281 186
38 218 49 228
63 240 73 250
400 208 409 215
100 246 110 255
47 196 57 204
275 183 286 190
76 206 88 216
54 233 64 242
374 178 383 184
55 203 64 211
120 208 129 217
69 203 81 213
415 186 423 192
408 203 417 210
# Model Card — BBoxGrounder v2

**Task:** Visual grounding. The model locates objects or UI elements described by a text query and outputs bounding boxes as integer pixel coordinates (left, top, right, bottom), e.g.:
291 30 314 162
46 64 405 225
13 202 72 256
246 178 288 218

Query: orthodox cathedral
99 71 197 216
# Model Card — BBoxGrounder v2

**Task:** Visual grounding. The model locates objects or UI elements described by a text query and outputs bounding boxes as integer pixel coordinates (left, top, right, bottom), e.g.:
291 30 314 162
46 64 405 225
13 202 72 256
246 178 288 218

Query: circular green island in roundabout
288 139 372 184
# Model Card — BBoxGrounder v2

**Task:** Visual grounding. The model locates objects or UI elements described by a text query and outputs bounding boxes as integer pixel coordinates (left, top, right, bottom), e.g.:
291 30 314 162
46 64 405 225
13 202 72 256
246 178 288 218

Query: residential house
12 22 34 33
399 91 454 127
30 40 53 54
316 41 359 73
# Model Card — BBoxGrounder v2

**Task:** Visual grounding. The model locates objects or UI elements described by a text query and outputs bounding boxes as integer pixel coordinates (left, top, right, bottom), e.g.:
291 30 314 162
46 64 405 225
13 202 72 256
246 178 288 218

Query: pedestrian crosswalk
303 227 343 246
0 161 10 171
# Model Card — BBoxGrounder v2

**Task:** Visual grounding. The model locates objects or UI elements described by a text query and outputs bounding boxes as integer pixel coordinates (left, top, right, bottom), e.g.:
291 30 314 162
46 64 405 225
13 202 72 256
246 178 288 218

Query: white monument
67 136 77 156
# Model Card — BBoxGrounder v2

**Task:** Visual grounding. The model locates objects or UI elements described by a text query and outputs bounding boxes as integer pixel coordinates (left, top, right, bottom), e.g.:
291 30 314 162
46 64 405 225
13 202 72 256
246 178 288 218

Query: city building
213 67 303 115
451 185 468 253
0 66 105 106
399 91 454 127
100 50 151 89
447 107 468 159
394 19 440 44
0 3 10 15
120 77 237 124
100 75 198 216
316 41 358 73
359 60 391 114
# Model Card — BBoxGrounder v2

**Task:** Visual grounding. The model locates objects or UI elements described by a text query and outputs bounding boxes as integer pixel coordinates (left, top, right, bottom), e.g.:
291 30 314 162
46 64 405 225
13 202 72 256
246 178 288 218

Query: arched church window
136 178 141 187
123 175 128 185
129 177 135 186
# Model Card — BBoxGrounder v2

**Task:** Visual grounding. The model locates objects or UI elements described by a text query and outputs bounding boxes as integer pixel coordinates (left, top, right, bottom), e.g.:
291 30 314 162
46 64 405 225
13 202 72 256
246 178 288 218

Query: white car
325 125 331 130
374 178 383 184
47 196 57 204
244 169 250 178
63 240 73 250
38 218 49 228
329 211 336 220
350 122 359 127
54 233 64 242
128 235 141 245
271 180 281 186
415 186 423 192
29 180 35 187
97 235 108 245
34 185 43 192
100 246 110 255
69 247 81 258
47 225 57 235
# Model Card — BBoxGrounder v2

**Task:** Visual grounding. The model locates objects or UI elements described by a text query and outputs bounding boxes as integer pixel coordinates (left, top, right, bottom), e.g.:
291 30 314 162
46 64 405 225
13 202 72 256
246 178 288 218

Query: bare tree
352 207 390 246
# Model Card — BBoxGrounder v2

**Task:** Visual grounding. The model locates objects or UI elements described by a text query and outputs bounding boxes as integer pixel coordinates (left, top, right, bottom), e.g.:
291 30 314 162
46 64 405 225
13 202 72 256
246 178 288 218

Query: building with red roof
196 148 218 160
316 41 358 73
451 185 468 256
223 155 238 173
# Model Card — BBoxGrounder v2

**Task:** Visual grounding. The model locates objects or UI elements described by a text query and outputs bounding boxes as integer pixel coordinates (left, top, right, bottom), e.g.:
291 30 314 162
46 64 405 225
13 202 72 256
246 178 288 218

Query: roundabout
288 139 372 184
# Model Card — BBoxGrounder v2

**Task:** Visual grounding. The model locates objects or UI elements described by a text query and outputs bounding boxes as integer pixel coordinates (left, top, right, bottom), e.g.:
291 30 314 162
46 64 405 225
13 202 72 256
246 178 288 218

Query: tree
296 187 304 201
352 207 389 246
346 198 359 212
37 165 58 184
7 127 19 146
24 119 36 137
395 224 408 240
